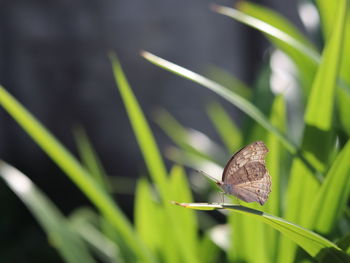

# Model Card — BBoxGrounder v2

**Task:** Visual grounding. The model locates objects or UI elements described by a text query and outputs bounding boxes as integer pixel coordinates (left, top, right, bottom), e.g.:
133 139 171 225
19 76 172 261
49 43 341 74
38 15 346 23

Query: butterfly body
218 141 271 205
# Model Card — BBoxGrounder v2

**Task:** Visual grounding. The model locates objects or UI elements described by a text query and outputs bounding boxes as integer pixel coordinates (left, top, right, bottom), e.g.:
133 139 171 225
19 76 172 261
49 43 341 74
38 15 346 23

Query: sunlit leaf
174 202 348 261
0 161 96 263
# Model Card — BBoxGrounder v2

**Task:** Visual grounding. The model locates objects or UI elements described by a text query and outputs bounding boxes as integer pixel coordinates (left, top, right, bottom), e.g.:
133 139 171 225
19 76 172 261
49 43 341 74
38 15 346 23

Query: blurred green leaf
317 0 350 136
337 232 350 251
111 55 199 263
206 102 243 152
264 95 287 261
69 208 121 263
174 202 348 261
141 51 297 156
0 161 96 263
110 54 168 195
73 126 111 192
153 108 226 164
305 0 347 130
278 158 320 263
205 65 252 100
169 166 198 256
310 140 350 233
134 178 162 254
198 233 220 263
0 85 154 263
235 1 318 90
212 5 319 63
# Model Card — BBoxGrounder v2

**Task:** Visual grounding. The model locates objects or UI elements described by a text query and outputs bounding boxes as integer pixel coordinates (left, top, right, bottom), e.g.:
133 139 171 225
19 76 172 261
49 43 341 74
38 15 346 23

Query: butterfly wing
224 162 271 204
222 141 268 182
221 141 271 205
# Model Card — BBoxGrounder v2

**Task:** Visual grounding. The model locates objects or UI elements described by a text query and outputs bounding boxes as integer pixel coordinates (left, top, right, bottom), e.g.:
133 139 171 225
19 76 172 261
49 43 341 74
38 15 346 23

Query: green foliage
1 1 350 262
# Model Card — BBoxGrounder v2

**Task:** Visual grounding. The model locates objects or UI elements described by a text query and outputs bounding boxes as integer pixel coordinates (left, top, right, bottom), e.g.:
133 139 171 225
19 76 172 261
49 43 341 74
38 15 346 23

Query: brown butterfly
200 141 271 205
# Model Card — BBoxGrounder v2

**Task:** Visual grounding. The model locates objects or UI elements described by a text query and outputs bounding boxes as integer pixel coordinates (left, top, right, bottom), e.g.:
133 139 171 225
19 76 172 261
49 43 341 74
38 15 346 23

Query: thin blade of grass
205 65 252 100
111 55 199 263
69 208 122 263
134 178 161 254
234 2 318 90
264 95 287 261
212 4 320 64
304 0 347 130
73 126 111 192
278 158 320 263
198 233 220 263
206 101 243 152
153 107 226 164
309 140 350 233
110 54 168 192
174 202 349 261
0 161 96 263
169 166 198 257
0 86 154 263
317 0 350 136
141 51 297 156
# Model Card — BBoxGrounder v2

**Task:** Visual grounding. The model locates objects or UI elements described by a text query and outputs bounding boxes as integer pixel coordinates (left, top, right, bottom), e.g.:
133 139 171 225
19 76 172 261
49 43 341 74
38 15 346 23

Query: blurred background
0 0 307 262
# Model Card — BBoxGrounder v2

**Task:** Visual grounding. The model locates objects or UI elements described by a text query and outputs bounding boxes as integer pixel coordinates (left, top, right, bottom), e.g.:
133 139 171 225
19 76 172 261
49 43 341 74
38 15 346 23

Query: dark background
0 0 302 261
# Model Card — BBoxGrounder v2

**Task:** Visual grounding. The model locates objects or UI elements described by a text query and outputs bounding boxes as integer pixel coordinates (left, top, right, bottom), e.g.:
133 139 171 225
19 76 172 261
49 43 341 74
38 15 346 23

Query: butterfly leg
235 196 241 206
220 192 225 204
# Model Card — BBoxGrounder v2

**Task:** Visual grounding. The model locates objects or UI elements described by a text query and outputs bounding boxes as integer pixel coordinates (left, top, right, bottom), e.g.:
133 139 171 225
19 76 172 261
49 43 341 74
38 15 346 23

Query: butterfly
200 141 271 205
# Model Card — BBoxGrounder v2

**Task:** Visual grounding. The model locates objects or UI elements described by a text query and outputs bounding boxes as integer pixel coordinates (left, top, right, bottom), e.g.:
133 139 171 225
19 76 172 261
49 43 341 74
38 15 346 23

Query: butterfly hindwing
221 141 271 205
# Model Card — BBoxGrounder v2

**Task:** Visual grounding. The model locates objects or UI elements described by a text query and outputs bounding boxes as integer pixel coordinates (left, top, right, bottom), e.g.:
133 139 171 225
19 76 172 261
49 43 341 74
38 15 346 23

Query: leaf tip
210 4 220 13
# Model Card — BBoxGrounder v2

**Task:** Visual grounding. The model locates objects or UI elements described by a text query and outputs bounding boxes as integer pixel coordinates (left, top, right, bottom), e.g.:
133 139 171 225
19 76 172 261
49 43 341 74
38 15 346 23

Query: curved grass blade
264 95 287 261
173 202 349 261
73 126 111 192
0 161 96 263
69 208 122 263
205 65 252 100
206 101 243 152
233 2 318 90
110 55 199 263
110 54 168 193
0 86 155 263
153 107 226 164
141 51 296 155
211 4 320 64
134 178 163 254
310 139 350 233
304 0 347 131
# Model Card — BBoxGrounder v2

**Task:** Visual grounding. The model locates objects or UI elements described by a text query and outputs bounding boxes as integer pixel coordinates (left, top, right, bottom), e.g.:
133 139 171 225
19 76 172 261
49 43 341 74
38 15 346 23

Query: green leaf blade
0 161 96 263
304 0 348 130
175 202 348 261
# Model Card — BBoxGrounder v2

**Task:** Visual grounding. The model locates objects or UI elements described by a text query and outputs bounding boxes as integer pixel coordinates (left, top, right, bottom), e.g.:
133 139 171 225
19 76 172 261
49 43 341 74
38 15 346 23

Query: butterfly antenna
195 169 220 183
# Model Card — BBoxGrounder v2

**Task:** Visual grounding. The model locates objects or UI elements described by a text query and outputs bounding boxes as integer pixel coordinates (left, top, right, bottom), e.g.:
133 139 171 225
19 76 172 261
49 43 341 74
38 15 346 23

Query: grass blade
153 107 226 164
264 95 287 261
234 2 318 90
69 208 122 263
73 126 111 192
134 178 163 255
205 65 252 100
141 51 297 156
304 0 347 130
0 85 154 263
310 140 350 233
110 54 169 195
206 101 243 152
0 161 96 263
212 4 320 64
174 202 348 261
111 55 199 263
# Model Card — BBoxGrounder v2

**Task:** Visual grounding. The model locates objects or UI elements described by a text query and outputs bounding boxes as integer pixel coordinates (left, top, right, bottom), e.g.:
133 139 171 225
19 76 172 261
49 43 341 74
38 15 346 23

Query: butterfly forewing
221 141 271 205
